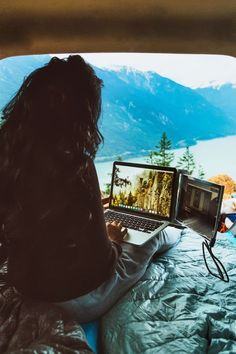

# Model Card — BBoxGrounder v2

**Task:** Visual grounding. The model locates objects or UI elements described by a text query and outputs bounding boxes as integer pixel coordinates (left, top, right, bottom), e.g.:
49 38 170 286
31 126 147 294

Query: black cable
202 240 229 282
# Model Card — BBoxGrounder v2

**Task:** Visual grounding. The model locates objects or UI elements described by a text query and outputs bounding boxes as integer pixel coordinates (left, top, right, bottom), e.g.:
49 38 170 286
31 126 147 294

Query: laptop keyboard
104 210 162 233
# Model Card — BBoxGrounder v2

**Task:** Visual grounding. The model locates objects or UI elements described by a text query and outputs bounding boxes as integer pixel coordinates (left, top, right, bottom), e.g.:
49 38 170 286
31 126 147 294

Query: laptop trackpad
123 229 150 246
123 222 170 246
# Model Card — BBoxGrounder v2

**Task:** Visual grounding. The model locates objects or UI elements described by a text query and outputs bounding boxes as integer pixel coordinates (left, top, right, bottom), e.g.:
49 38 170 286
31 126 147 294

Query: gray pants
55 226 181 323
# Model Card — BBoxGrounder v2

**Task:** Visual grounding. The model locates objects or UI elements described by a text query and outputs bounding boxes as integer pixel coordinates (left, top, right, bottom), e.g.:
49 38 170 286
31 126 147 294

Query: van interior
0 1 236 354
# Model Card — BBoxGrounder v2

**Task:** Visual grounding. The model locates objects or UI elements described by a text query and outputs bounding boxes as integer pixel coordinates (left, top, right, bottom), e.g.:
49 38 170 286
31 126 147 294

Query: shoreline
95 133 236 164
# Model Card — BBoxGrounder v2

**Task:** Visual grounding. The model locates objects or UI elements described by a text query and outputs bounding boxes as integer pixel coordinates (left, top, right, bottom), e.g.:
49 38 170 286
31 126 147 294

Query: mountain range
0 55 235 161
196 84 236 122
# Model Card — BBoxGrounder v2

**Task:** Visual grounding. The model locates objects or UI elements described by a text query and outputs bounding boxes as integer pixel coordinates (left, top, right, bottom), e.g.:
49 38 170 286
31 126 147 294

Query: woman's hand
106 221 127 244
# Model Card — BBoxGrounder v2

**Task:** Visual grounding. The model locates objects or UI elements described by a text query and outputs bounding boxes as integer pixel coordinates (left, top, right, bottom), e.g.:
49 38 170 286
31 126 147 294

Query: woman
0 55 180 322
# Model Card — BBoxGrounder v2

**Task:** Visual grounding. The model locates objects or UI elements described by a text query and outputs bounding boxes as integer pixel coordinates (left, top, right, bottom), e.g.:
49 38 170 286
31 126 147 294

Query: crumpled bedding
0 283 94 354
101 229 236 354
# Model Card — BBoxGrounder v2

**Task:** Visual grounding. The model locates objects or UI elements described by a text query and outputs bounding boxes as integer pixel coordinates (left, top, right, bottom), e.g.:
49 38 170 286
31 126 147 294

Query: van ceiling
0 0 235 59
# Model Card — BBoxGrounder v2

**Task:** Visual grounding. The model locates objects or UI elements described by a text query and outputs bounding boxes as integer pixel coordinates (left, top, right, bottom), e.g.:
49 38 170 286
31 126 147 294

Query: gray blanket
0 283 94 353
101 229 236 354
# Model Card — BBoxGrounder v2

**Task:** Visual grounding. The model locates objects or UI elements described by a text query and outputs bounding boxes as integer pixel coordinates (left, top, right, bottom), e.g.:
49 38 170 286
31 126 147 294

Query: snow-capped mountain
196 83 236 122
0 56 235 160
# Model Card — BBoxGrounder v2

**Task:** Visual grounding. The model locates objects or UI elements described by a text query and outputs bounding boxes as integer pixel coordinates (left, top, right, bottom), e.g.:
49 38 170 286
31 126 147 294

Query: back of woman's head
2 55 103 159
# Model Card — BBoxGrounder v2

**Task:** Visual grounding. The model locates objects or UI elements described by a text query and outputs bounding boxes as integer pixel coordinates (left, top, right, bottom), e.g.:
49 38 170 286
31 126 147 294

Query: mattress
101 229 236 354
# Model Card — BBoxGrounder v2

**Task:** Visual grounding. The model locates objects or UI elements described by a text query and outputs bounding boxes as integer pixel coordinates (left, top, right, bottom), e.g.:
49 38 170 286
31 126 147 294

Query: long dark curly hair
0 55 103 270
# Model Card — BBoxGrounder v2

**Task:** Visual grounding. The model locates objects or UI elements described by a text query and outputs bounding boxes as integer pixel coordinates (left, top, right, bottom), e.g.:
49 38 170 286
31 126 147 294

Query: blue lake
95 135 236 191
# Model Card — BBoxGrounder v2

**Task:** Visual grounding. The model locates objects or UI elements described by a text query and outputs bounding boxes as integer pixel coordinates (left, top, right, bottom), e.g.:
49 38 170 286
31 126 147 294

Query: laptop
175 174 224 247
104 161 224 247
104 161 179 246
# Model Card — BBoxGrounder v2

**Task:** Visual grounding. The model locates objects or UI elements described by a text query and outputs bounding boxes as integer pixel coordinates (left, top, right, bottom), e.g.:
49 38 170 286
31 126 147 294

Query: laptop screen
110 162 177 221
177 175 224 243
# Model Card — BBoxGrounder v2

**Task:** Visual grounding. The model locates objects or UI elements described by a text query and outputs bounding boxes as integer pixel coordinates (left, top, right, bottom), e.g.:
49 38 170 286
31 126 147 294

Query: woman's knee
156 226 181 254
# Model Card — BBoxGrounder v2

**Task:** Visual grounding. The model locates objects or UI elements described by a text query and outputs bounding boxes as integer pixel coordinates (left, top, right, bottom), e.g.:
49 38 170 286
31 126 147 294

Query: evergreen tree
198 164 205 179
116 156 123 161
147 132 174 167
177 146 196 175
104 182 111 196
146 151 155 164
